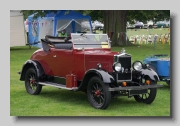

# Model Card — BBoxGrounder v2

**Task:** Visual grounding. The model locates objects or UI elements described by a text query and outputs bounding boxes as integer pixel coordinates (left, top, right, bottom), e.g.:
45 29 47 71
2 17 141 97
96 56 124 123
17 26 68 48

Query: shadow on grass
24 87 153 109
10 46 39 51
38 89 89 105
15 83 170 111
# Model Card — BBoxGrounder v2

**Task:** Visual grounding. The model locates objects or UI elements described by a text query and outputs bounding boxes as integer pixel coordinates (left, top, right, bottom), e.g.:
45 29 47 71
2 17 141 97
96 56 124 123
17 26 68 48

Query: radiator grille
117 56 132 81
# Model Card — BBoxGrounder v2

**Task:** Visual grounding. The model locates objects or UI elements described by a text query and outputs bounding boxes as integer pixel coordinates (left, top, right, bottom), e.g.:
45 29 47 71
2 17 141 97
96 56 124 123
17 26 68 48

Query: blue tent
27 10 93 48
53 10 93 36
28 12 56 47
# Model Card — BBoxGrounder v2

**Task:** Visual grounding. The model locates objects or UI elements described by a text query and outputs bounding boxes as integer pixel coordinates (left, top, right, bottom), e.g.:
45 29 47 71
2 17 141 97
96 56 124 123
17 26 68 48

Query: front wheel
134 77 157 104
87 77 111 109
25 67 42 95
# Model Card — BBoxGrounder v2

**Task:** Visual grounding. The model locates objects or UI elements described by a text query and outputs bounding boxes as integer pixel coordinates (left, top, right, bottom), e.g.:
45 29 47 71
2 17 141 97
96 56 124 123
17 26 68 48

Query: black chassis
109 68 163 90
77 65 163 97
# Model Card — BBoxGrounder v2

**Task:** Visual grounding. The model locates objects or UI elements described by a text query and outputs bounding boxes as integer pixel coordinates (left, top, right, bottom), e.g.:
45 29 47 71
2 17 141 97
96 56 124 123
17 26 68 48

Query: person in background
58 29 67 37
25 19 29 44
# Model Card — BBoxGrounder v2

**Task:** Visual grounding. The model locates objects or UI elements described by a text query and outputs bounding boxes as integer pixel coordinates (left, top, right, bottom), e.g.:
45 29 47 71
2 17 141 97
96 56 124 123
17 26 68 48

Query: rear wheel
25 67 42 95
134 77 157 104
87 76 111 109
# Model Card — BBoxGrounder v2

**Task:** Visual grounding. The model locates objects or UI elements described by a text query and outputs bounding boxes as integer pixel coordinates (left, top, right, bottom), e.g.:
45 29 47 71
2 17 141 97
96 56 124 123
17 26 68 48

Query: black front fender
19 60 45 81
78 69 115 91
85 69 115 83
139 68 159 81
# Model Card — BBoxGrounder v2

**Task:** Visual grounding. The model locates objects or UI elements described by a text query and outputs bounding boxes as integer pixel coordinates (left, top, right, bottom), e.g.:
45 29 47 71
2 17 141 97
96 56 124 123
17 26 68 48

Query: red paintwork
30 48 119 81
95 90 100 96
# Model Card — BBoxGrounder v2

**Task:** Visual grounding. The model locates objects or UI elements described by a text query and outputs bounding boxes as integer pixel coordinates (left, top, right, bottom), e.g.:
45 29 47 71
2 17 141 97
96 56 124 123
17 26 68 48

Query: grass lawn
126 28 170 37
96 28 170 35
10 29 170 116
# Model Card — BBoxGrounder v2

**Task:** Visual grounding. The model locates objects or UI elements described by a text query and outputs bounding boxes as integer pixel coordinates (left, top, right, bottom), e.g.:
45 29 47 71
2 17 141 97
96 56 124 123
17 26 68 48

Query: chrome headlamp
132 61 143 71
113 62 122 72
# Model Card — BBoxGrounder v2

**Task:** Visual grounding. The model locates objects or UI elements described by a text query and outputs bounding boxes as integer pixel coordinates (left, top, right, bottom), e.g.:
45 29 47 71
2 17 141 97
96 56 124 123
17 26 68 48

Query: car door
41 48 61 76
54 49 74 77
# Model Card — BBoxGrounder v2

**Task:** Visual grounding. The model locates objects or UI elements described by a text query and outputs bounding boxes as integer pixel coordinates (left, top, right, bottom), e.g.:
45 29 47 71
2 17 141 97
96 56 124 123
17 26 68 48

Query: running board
38 81 78 91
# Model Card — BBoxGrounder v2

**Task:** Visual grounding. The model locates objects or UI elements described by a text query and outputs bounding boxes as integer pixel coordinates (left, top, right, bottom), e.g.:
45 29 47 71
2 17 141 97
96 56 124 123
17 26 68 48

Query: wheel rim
136 89 150 101
138 78 150 100
90 82 105 107
27 73 37 91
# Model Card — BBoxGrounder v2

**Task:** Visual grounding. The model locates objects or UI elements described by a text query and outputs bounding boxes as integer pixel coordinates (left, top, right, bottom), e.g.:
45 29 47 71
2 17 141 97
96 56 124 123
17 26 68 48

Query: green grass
112 43 170 62
126 28 170 37
10 40 170 116
96 28 170 39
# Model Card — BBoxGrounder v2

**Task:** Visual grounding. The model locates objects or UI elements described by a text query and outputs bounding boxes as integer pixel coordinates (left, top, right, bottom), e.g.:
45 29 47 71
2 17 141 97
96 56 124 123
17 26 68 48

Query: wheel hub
30 79 35 84
95 90 100 97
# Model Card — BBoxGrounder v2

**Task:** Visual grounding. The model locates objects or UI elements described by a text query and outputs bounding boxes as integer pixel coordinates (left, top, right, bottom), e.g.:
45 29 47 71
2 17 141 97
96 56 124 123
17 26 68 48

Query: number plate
129 89 148 96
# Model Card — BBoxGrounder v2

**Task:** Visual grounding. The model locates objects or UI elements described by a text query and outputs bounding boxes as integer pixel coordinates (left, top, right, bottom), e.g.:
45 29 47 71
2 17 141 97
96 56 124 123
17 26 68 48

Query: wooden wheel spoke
91 90 95 93
100 96 104 101
93 85 97 90
95 83 99 89
145 94 148 99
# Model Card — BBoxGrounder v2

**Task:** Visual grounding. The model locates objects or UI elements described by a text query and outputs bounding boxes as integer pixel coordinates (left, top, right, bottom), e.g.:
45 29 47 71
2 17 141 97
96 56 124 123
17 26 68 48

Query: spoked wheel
25 67 42 95
134 77 157 104
87 77 111 109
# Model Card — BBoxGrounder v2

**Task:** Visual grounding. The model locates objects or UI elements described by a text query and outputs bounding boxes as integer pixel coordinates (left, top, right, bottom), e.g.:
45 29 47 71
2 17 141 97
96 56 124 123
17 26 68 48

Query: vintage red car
19 33 163 109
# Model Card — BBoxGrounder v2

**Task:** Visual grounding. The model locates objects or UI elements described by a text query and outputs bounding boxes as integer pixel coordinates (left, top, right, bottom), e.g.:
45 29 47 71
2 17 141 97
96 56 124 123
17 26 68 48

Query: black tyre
166 80 170 86
25 67 42 95
87 76 111 109
134 77 157 104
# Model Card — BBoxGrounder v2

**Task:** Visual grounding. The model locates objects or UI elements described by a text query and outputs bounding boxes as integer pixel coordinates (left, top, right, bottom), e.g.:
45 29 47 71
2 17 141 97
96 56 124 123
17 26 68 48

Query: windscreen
71 33 110 49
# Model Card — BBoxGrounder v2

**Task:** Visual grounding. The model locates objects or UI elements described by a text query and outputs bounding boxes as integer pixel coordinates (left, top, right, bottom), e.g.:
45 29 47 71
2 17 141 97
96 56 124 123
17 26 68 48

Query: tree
102 10 128 46
102 10 170 46
21 10 170 46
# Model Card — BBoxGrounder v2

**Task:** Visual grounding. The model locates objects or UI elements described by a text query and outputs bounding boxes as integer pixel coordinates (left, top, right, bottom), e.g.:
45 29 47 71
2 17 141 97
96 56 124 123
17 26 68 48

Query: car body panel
143 54 170 83
84 50 116 72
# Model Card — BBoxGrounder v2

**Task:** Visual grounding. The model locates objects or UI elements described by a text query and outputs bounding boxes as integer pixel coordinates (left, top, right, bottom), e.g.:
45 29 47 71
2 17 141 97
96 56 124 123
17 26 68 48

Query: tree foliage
21 10 170 46
21 10 170 23
127 10 170 23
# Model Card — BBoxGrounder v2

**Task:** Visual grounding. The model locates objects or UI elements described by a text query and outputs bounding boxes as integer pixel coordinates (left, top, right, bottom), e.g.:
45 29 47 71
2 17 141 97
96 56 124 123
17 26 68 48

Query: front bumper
109 84 163 91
